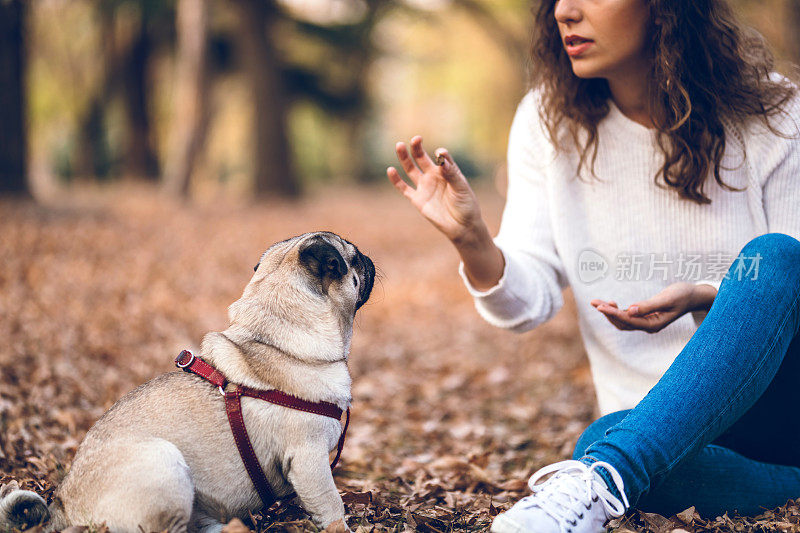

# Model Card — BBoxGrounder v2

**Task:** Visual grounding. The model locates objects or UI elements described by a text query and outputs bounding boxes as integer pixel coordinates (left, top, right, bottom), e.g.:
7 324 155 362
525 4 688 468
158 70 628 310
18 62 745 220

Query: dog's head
252 232 374 313
228 232 374 362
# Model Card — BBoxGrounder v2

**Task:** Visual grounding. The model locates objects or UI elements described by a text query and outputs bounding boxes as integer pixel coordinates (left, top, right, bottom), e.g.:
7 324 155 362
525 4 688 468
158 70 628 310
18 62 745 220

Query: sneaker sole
490 513 529 533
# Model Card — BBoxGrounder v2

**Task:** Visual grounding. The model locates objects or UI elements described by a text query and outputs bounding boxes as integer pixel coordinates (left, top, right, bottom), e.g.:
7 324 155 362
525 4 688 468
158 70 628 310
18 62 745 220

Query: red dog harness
175 350 350 508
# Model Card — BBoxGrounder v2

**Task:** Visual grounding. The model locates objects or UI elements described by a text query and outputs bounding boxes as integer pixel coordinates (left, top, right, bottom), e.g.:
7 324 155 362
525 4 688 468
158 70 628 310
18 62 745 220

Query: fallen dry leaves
1 183 799 532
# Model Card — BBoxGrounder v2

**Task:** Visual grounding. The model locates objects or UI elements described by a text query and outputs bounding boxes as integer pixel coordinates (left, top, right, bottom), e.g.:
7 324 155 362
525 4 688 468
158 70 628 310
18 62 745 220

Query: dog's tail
0 481 50 530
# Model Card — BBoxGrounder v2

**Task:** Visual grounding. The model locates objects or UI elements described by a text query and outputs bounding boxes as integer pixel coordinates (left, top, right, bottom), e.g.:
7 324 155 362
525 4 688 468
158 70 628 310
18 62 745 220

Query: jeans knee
572 410 630 460
741 233 800 271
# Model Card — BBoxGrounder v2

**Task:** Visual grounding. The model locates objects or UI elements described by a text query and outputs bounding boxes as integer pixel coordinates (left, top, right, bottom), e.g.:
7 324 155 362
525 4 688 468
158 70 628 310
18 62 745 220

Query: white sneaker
491 460 629 533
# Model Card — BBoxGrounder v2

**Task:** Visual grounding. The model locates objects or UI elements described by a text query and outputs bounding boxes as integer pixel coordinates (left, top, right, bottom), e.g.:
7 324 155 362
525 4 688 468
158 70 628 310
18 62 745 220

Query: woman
387 0 800 531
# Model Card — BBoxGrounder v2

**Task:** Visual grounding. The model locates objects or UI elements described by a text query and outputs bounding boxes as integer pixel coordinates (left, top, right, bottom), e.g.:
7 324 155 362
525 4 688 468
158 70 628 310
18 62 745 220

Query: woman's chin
569 63 602 79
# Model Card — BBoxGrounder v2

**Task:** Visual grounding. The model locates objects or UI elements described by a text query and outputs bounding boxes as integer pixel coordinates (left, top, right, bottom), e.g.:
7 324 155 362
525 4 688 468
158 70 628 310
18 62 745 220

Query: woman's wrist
452 223 505 290
689 283 718 312
451 219 491 251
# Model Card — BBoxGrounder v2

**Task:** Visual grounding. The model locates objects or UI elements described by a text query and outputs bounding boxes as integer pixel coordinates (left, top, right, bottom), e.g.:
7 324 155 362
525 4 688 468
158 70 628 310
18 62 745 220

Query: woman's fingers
391 136 468 201
596 304 670 333
598 303 636 320
599 310 632 330
590 299 617 306
410 136 435 171
387 167 413 199
594 283 692 332
629 295 676 316
434 147 454 169
395 142 423 185
433 148 462 182
628 298 664 316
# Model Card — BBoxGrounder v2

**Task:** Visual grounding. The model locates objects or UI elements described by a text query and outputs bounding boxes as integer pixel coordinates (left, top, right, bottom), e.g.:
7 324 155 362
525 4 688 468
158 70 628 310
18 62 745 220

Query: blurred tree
121 2 161 180
233 0 300 197
76 0 169 181
281 0 525 184
226 0 397 194
75 6 115 180
163 0 210 196
286 0 390 183
0 0 29 196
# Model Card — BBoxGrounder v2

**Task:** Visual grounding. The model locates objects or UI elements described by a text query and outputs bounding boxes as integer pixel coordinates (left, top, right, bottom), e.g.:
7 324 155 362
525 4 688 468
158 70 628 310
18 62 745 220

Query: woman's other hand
591 281 717 333
387 136 483 245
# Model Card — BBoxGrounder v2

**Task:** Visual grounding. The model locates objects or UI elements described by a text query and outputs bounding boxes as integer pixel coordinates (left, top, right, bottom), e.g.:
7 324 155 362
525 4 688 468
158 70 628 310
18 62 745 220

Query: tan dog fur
0 232 375 533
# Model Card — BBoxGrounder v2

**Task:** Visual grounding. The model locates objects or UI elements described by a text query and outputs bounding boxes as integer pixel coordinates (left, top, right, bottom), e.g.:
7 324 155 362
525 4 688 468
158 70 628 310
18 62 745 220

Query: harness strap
330 407 349 470
238 386 343 420
225 385 278 506
176 349 227 389
175 350 349 509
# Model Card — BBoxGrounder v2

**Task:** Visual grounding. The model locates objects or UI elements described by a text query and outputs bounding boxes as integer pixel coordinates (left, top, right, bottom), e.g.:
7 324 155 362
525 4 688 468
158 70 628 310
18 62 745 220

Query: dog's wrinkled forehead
253 232 354 272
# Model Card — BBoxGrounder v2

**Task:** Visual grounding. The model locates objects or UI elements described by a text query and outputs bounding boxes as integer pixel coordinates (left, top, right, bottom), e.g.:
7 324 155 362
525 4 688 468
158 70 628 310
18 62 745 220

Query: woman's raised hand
387 136 483 245
387 135 505 290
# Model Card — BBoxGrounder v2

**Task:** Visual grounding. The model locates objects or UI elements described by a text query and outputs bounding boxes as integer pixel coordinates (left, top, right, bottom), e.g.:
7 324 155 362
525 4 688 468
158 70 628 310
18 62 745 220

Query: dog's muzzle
355 251 374 311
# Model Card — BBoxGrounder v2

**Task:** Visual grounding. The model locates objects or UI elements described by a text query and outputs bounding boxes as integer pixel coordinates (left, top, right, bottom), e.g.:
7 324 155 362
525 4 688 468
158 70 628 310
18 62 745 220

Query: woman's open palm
387 136 482 244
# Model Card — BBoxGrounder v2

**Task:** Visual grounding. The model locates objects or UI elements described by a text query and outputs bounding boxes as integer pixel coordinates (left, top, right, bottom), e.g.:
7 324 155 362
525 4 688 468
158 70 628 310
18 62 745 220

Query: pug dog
0 232 374 533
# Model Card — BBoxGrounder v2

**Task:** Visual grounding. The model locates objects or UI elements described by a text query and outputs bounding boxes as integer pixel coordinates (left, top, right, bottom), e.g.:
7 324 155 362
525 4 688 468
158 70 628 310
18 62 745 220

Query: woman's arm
594 97 800 333
388 91 569 332
592 281 718 333
691 283 719 312
387 136 505 290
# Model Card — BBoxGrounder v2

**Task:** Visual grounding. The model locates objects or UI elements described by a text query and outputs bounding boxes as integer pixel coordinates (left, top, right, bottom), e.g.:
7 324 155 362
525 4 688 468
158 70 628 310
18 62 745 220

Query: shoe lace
519 460 629 527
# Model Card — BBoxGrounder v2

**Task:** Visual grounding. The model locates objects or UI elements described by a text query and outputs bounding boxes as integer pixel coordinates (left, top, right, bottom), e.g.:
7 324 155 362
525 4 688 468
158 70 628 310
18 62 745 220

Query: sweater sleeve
459 91 569 332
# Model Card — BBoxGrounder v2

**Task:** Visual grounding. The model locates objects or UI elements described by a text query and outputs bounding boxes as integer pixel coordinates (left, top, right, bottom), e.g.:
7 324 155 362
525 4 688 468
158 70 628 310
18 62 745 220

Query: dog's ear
299 239 347 280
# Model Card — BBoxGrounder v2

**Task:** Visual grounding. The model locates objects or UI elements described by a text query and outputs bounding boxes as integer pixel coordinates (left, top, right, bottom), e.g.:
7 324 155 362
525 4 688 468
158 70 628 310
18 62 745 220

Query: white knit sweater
460 90 800 415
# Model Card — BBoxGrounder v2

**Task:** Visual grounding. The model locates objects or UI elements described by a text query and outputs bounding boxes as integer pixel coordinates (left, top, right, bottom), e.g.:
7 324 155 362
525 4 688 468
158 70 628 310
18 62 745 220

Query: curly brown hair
530 0 797 204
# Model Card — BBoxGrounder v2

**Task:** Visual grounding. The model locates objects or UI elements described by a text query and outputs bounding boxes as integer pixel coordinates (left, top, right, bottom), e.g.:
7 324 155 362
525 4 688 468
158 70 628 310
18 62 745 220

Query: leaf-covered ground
1 184 798 532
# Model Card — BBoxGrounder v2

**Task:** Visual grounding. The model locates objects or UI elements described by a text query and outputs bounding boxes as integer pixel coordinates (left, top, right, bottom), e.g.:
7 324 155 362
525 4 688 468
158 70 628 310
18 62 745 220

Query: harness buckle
176 350 195 369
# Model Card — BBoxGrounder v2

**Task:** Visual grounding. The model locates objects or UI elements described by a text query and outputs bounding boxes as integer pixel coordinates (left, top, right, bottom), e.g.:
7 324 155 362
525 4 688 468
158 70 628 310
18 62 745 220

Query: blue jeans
572 233 800 518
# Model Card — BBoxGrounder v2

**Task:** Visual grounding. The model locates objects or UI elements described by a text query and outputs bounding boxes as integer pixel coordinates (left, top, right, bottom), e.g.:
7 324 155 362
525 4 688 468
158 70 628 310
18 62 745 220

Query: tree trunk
163 0 210 196
0 0 29 196
122 10 160 180
75 8 117 179
233 0 299 197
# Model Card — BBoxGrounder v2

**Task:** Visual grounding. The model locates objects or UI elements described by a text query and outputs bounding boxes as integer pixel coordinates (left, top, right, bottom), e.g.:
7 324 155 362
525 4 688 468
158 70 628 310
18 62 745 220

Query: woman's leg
574 409 800 517
580 233 800 511
713 331 800 467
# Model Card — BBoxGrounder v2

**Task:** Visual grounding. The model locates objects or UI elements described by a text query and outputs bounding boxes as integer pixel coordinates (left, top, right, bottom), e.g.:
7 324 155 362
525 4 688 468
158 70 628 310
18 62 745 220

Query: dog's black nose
299 238 347 280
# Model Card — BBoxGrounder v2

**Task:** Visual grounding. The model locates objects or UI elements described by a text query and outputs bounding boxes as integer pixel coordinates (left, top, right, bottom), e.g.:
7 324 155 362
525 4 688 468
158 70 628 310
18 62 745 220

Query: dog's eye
352 275 358 288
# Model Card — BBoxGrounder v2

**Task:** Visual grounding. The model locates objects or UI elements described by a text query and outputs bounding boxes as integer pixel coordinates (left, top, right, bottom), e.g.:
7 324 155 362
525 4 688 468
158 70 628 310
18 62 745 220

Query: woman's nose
554 0 582 24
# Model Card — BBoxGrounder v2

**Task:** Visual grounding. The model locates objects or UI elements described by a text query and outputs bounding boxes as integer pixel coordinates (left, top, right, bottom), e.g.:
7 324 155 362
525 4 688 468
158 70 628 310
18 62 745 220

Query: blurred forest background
1 0 533 201
3 1 800 532
0 0 799 198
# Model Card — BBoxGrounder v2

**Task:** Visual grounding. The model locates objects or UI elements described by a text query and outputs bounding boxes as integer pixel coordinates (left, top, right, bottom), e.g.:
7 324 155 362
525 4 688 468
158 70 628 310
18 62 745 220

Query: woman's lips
564 35 594 57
